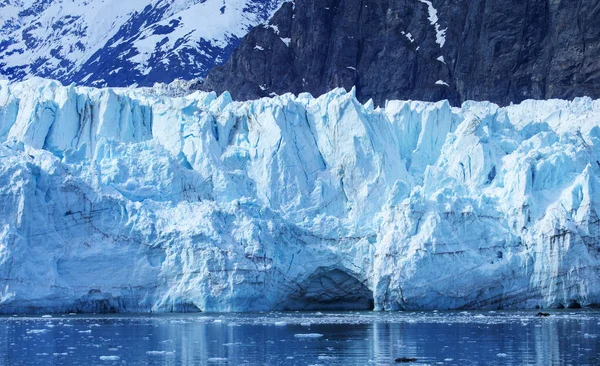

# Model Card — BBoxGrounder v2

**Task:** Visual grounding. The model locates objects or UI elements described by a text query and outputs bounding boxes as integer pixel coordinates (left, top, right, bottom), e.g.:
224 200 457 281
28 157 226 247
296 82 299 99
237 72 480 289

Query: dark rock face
201 0 600 106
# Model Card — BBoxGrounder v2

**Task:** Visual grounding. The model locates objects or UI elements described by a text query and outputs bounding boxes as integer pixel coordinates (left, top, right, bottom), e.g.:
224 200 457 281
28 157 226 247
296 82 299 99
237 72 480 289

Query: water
1 311 599 365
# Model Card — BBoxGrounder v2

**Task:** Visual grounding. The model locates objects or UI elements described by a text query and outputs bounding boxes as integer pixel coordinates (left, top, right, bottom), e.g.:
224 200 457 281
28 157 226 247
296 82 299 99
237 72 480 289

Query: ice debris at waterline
0 78 599 313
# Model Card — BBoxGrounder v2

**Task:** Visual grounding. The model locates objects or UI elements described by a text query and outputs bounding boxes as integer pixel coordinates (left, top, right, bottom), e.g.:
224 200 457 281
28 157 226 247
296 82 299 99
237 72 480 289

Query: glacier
0 78 599 313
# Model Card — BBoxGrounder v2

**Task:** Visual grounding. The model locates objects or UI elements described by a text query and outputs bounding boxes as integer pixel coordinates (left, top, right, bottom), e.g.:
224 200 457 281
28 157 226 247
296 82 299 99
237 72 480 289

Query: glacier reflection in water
1 311 599 365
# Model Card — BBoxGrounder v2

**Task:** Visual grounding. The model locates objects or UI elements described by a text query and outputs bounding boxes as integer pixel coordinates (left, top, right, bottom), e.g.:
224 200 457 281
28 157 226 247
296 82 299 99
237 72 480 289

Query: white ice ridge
1 78 600 313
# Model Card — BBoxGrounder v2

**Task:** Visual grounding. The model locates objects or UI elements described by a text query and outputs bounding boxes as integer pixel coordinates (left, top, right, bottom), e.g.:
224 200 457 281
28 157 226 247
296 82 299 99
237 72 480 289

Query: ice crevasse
0 78 599 313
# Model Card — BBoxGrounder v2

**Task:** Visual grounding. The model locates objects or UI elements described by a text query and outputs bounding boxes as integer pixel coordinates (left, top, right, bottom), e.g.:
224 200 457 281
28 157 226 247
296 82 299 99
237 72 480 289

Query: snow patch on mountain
0 0 283 87
418 0 447 48
0 78 599 313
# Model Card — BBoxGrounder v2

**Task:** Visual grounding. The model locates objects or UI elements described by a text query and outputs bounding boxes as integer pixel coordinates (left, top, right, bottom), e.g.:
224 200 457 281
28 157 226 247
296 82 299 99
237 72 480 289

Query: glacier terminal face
0 78 599 313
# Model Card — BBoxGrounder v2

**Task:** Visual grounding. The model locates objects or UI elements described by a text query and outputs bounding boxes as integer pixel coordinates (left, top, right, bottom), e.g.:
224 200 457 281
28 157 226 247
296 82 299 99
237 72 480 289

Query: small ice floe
300 322 311 327
584 333 598 339
146 351 175 355
41 315 52 318
213 319 223 323
496 353 508 357
78 330 91 334
52 353 68 356
26 329 48 334
207 357 228 362
99 355 120 361
318 355 336 360
274 321 287 326
294 333 324 338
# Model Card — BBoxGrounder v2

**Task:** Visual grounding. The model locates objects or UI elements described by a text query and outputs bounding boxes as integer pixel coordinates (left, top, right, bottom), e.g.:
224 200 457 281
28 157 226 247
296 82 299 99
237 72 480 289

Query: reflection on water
0 311 599 365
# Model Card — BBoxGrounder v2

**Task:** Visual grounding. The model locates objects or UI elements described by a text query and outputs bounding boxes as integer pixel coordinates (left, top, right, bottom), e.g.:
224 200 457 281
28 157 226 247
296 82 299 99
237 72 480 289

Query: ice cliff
0 78 599 313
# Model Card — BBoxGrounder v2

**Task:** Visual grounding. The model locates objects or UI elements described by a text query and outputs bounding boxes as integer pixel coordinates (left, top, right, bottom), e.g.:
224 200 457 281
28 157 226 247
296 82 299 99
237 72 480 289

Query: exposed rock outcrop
202 0 600 106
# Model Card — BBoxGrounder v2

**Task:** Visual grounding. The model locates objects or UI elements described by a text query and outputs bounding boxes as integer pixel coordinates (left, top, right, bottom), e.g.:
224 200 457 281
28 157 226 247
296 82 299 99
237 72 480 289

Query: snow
401 31 415 43
0 78 599 313
418 0 447 47
0 0 284 85
280 37 291 47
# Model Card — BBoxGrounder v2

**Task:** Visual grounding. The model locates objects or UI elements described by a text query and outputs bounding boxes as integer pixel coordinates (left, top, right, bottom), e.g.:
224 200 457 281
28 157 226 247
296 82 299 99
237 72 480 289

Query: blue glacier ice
0 78 599 313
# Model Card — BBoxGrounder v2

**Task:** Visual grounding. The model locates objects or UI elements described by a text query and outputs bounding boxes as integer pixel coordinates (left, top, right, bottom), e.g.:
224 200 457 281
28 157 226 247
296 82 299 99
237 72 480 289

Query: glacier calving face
0 78 599 313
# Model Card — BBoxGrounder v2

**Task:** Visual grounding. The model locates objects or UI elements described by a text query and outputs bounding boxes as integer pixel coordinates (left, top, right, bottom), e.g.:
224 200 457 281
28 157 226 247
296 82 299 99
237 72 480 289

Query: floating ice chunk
318 355 336 360
294 333 324 338
496 353 508 357
147 351 175 355
99 355 120 361
274 321 287 326
207 358 228 362
27 329 49 334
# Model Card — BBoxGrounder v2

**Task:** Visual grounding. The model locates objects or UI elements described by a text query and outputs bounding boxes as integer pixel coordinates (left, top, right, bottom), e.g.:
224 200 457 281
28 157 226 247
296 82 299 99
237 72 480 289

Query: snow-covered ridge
0 78 599 313
0 0 283 87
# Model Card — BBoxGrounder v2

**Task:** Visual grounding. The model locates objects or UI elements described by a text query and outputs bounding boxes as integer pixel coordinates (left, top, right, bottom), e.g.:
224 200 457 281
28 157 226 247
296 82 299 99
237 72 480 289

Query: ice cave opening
282 268 374 311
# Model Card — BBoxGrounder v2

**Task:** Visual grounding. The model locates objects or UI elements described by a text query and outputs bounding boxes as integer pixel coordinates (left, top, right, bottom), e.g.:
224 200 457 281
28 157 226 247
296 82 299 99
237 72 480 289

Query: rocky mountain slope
202 0 600 106
0 78 599 313
0 0 282 87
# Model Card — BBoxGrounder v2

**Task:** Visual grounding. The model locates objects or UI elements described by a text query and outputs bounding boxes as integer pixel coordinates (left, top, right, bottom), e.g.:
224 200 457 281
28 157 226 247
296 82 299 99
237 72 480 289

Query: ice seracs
0 78 599 313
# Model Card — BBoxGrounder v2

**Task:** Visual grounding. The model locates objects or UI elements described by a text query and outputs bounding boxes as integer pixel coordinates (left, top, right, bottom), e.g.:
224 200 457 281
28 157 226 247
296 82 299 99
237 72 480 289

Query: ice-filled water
1 311 599 365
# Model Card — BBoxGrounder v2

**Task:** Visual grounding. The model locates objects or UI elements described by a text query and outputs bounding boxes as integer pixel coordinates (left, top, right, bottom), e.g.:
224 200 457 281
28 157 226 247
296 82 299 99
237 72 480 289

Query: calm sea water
1 311 599 365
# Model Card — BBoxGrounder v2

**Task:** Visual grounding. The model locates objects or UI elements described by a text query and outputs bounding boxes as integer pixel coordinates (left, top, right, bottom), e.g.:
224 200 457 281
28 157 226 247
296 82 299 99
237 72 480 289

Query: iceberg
0 78 599 313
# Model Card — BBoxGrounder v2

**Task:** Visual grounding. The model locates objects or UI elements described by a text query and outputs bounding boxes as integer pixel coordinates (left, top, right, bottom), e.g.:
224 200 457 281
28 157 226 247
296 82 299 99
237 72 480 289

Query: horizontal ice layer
0 78 599 313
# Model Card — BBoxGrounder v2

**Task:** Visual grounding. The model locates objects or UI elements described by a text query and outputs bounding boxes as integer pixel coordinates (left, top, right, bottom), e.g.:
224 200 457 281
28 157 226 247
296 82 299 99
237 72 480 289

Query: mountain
0 78 599 313
0 0 283 87
202 0 600 106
